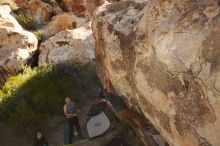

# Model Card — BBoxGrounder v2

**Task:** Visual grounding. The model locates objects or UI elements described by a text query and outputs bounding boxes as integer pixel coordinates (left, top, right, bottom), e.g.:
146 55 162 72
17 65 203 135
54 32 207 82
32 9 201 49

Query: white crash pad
87 112 110 138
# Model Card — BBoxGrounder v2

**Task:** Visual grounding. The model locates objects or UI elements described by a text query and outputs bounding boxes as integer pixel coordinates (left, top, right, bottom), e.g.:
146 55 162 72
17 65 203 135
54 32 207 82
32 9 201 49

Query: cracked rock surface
92 0 220 146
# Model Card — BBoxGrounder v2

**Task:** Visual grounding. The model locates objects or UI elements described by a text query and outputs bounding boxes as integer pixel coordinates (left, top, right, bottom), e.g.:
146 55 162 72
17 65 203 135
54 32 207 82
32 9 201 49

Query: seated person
32 131 49 146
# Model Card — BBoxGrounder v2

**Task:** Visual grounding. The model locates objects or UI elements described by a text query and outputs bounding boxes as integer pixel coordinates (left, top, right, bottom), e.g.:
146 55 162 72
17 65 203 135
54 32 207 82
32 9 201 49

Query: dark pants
67 116 82 144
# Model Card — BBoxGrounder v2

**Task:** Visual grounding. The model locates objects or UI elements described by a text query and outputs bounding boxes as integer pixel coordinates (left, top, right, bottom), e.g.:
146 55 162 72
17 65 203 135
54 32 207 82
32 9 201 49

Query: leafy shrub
16 14 36 29
34 29 44 41
8 106 50 138
0 65 96 140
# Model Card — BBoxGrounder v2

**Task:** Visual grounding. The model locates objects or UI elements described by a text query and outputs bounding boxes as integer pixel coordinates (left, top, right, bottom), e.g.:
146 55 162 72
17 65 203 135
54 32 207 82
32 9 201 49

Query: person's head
101 88 108 97
36 132 42 140
97 88 103 99
65 97 72 103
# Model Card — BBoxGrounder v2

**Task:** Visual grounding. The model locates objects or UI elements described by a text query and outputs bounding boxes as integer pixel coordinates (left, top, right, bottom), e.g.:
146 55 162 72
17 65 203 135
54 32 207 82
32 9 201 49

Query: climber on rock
63 97 82 144
97 75 158 146
97 75 145 128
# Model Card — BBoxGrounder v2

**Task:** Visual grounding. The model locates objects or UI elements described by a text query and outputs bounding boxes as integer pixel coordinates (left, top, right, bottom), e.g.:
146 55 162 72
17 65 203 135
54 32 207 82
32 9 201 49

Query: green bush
16 14 36 29
34 29 44 41
8 105 50 138
0 65 90 139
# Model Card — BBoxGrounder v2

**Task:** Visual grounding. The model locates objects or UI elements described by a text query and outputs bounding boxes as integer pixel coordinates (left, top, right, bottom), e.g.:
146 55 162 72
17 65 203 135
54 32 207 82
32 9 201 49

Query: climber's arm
103 74 111 92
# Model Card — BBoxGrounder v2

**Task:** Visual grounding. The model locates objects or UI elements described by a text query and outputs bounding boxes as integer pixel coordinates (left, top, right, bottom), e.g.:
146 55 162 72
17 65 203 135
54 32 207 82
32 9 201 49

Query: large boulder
0 5 38 88
92 0 220 146
44 12 87 38
39 26 95 66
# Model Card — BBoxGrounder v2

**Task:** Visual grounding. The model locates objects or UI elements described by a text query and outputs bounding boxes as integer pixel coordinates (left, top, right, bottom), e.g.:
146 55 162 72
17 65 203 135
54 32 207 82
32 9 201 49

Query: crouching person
32 131 49 146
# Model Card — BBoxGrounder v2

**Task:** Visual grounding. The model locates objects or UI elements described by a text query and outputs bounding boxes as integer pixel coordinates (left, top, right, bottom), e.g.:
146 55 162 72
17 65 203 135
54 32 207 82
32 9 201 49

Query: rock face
44 12 87 38
0 5 38 88
39 26 95 66
92 0 220 146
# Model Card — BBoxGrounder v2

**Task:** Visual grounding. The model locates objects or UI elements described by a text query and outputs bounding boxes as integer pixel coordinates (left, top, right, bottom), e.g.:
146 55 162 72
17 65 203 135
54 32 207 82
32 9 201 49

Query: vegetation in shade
42 0 51 5
34 29 44 41
0 64 99 141
16 14 36 29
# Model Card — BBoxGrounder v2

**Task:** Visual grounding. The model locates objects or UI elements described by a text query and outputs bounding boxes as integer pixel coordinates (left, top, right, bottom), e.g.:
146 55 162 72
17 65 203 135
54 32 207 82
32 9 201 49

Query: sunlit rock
44 12 87 38
92 0 220 146
39 26 95 66
0 5 38 88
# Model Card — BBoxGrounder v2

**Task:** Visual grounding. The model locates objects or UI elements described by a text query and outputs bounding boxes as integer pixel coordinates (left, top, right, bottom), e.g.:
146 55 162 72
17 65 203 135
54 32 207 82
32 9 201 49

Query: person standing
63 97 82 144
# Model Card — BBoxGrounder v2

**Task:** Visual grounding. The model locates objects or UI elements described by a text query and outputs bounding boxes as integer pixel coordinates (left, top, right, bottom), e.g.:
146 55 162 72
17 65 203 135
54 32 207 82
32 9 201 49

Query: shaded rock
44 12 87 38
49 0 64 15
105 138 130 146
0 66 19 89
0 5 38 88
92 0 220 146
39 26 95 66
